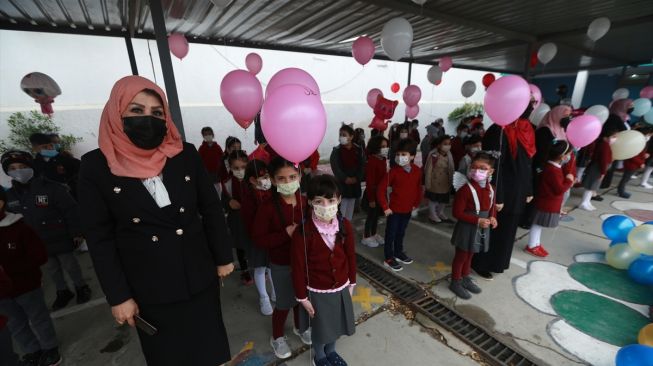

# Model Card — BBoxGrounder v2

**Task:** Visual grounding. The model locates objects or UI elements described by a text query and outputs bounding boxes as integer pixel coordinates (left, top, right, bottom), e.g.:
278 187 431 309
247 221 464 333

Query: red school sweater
291 218 356 300
365 155 387 202
377 164 423 214
198 141 224 176
624 149 648 172
535 162 574 213
452 181 496 224
240 186 271 233
592 140 613 175
252 192 307 266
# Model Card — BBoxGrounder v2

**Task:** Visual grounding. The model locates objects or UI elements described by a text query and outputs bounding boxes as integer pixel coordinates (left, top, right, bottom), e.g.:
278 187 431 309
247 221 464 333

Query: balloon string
297 187 312 365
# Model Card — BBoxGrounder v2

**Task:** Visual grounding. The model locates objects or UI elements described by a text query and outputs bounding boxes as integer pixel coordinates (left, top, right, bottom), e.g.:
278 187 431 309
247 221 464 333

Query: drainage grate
356 254 539 366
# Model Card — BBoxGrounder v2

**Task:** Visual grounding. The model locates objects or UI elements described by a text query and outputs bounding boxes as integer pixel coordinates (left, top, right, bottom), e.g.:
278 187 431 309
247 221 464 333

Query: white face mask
395 155 410 166
339 136 350 145
203 135 214 143
8 168 34 184
276 180 300 196
232 169 245 180
314 203 339 221
440 145 451 153
379 147 389 158
470 147 481 153
257 178 272 191
399 132 408 139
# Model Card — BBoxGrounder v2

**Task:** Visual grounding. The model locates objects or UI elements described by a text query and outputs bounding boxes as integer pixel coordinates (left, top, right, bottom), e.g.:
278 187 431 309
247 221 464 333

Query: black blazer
78 143 233 306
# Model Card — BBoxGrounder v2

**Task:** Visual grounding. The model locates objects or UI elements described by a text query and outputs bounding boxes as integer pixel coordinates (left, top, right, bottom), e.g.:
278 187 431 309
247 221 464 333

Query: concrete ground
14 173 653 365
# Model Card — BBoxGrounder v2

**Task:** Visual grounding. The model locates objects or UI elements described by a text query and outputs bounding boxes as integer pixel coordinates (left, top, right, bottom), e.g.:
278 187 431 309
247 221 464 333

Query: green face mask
276 180 300 196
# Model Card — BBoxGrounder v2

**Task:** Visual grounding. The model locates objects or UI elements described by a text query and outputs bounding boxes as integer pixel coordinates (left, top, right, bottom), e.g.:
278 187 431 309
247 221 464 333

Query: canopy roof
1 0 652 75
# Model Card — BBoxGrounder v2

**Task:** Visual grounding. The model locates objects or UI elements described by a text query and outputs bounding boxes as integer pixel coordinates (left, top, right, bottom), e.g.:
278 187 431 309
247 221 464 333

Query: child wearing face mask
579 127 619 211
291 175 356 366
221 150 254 286
618 127 653 198
197 126 225 184
388 123 410 167
240 159 276 316
458 135 483 176
449 153 497 299
362 136 390 247
252 158 311 359
451 123 470 168
330 124 365 221
424 136 455 223
377 139 423 272
220 136 242 179
525 141 575 258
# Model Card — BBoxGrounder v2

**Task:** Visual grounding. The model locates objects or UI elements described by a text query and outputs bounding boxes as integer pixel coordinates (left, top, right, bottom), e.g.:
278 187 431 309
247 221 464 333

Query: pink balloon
352 36 375 66
406 105 419 119
261 84 327 163
641 86 653 99
484 75 531 126
566 114 601 148
220 70 263 129
168 33 189 60
439 56 453 72
367 88 383 109
265 68 320 98
529 84 542 109
245 53 262 75
403 85 422 107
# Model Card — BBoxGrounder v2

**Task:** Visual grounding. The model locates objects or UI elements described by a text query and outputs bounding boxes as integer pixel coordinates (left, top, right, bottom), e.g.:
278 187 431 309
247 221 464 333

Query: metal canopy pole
407 60 413 86
149 0 185 140
124 35 139 76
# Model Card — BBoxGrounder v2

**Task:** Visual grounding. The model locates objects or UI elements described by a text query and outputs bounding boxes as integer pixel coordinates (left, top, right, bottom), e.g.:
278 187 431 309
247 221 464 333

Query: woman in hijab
600 98 634 190
471 100 536 279
78 76 234 365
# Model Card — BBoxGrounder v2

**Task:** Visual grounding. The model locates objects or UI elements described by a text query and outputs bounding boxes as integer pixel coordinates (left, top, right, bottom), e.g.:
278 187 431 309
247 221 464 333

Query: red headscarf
98 76 183 178
504 118 536 159
538 105 572 141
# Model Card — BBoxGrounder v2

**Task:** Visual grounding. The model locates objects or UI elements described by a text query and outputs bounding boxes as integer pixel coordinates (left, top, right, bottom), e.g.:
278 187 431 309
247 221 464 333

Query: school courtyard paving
42 174 652 366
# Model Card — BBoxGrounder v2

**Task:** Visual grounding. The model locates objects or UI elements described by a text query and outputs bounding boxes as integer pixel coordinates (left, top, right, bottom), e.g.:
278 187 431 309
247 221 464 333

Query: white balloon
631 98 652 117
529 103 550 125
611 130 646 160
645 108 653 124
381 17 413 61
585 105 610 124
537 43 557 65
461 80 476 98
587 17 611 41
427 65 443 84
612 88 629 100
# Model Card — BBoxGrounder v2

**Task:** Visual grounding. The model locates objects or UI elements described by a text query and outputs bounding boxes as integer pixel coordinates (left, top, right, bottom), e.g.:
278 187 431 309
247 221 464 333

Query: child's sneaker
75 285 92 304
361 237 379 248
428 215 442 223
374 234 385 245
312 356 332 366
260 297 273 316
326 351 348 366
38 347 62 366
579 202 596 211
51 289 74 310
618 191 632 199
395 252 413 264
641 182 653 189
449 279 471 299
384 259 403 272
18 351 42 366
524 245 548 258
461 277 482 294
293 327 312 345
438 212 449 221
270 336 292 359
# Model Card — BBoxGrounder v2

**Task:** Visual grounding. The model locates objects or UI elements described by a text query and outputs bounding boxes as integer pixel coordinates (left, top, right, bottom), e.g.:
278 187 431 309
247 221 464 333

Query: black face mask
627 107 634 114
123 116 168 150
560 116 571 129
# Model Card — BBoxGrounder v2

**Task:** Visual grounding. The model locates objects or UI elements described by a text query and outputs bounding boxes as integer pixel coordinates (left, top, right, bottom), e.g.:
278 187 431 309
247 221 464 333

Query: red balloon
482 73 495 88
435 79 442 86
391 82 400 93
529 51 538 68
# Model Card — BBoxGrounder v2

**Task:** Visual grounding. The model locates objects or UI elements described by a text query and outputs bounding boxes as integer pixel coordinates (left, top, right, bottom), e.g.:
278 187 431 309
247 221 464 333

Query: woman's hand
526 196 533 203
384 209 393 217
489 217 498 229
495 203 505 212
565 174 575 182
112 298 139 327
217 263 234 278
229 199 241 210
301 299 315 318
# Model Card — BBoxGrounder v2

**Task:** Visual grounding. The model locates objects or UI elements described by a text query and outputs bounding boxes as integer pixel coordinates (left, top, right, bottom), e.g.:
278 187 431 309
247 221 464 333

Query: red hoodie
377 164 423 214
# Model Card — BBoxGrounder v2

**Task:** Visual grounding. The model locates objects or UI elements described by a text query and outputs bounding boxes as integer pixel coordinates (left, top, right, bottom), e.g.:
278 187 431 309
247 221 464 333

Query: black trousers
600 161 618 189
364 205 381 237
617 170 635 195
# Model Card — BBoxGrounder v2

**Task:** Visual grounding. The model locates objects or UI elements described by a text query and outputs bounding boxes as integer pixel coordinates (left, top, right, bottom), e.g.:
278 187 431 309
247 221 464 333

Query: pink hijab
538 105 572 140
98 76 183 179
610 98 633 122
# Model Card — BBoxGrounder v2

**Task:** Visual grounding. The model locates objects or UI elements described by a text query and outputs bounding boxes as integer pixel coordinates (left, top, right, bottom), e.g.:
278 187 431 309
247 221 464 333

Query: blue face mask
40 149 59 158
53 143 62 151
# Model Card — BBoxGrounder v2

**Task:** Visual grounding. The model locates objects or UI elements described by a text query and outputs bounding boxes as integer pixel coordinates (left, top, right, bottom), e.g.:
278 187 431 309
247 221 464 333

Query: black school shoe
76 285 92 304
51 289 74 310
327 352 348 366
312 356 332 366
474 270 494 281
39 348 62 366
591 195 604 202
384 259 403 272
17 351 42 366
395 252 414 264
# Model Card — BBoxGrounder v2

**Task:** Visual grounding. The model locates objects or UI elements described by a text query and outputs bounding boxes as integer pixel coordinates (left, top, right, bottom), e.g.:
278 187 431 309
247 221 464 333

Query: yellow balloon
611 130 646 160
639 323 653 346
605 243 640 269
628 224 653 256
